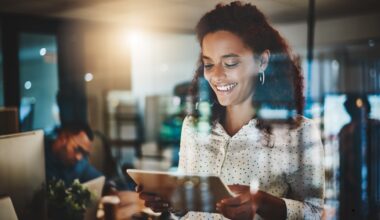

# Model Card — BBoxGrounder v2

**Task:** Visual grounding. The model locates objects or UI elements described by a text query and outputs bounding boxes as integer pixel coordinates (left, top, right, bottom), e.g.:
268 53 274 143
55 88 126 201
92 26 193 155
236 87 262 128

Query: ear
259 49 270 72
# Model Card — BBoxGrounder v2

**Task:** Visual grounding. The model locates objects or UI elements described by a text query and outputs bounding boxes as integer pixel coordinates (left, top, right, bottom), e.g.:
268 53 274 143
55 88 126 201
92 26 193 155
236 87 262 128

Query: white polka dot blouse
178 115 324 220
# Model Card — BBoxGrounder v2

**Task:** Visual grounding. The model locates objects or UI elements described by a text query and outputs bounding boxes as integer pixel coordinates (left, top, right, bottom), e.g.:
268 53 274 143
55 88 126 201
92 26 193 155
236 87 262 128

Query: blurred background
0 0 379 219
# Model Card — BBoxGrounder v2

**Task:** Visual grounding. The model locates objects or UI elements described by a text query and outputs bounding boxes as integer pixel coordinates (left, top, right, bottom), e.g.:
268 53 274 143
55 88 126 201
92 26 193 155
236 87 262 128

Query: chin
214 90 237 107
216 99 231 107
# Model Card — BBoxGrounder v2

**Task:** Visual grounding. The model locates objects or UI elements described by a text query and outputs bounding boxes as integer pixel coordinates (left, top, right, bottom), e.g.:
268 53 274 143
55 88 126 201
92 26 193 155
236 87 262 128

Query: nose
208 63 226 81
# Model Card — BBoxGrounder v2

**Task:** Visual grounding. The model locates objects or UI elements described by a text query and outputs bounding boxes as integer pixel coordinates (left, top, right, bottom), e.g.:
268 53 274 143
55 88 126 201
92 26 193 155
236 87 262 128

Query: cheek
64 147 76 159
224 69 243 82
237 66 257 83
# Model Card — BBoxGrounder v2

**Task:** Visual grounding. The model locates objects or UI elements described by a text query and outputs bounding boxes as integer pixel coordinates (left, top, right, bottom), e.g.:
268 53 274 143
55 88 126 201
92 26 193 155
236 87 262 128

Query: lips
215 83 237 92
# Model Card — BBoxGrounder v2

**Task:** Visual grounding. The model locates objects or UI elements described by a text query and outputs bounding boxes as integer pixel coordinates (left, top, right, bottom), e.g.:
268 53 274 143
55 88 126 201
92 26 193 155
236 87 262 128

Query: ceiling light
84 73 94 82
24 81 32 90
368 39 375 47
40 48 47 56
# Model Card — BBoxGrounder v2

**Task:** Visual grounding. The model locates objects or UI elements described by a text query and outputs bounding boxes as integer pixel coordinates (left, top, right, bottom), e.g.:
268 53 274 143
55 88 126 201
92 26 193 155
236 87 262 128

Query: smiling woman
137 1 324 220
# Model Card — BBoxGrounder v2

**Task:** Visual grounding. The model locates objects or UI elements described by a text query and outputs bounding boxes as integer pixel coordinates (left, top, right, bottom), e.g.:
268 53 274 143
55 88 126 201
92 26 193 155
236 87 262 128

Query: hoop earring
259 71 265 85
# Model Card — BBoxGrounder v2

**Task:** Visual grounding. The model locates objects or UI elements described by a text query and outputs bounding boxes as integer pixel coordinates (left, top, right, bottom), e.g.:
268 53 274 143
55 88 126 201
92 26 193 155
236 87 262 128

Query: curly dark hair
190 1 304 128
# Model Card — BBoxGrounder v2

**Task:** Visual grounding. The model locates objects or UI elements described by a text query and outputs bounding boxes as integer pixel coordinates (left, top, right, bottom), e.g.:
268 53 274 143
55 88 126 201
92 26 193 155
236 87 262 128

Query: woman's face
202 30 260 107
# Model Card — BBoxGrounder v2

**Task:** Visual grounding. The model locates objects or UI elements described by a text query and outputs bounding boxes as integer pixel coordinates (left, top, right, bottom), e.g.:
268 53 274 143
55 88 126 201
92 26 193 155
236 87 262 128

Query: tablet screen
127 169 233 214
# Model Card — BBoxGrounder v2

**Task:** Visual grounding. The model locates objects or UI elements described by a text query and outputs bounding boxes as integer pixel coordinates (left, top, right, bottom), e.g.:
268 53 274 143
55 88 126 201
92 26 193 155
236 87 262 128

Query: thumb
220 195 245 206
135 184 144 192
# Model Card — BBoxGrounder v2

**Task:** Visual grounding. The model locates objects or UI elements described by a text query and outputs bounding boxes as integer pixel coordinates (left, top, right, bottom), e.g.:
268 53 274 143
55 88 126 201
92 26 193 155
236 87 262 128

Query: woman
139 2 324 219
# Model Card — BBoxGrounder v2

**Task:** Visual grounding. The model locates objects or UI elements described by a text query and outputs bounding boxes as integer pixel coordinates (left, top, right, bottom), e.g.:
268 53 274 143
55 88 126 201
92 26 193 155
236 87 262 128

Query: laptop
0 196 19 220
83 176 106 220
0 130 45 220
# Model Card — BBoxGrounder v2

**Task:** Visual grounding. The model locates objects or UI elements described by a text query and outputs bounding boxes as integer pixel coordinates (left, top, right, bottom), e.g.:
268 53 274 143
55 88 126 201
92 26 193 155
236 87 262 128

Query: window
18 33 59 132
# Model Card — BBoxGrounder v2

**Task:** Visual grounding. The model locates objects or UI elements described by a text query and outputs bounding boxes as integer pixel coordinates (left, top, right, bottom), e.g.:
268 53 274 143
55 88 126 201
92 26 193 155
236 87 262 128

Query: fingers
139 192 161 201
135 185 163 202
135 186 170 212
218 194 249 207
217 193 255 220
144 200 170 212
140 193 170 212
217 200 254 220
222 202 253 220
228 184 250 195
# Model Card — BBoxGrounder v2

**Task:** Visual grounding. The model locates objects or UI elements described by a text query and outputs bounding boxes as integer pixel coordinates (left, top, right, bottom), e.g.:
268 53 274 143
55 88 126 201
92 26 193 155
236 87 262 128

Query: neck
223 97 256 136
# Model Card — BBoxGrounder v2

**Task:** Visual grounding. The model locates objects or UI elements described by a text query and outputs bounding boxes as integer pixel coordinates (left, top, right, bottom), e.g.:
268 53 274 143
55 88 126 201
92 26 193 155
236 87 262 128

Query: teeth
216 83 237 91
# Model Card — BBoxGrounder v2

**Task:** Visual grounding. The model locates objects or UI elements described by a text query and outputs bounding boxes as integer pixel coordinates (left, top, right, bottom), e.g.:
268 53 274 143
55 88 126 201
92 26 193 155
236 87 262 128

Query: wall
83 26 132 133
275 13 380 100
83 12 380 135
0 22 3 106
129 31 199 127
275 13 380 50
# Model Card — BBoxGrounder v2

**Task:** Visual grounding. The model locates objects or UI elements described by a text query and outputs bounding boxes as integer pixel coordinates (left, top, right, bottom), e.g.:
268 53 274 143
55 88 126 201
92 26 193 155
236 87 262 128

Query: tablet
126 169 234 214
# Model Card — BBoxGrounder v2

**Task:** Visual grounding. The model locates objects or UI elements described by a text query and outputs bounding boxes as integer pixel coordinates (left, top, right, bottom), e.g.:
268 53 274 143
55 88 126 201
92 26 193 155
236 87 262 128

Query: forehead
201 30 253 58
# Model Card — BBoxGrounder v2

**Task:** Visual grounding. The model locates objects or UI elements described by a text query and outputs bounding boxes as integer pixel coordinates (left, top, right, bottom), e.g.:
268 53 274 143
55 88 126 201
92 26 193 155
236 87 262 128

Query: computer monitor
0 107 19 135
0 130 46 220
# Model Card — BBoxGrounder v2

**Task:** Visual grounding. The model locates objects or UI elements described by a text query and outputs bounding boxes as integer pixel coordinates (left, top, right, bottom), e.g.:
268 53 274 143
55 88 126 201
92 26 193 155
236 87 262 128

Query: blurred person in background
45 89 102 185
45 123 102 185
339 94 380 220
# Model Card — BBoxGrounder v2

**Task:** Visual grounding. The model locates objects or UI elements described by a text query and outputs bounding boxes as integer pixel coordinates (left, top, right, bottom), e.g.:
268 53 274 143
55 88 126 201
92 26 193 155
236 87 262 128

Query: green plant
47 179 93 220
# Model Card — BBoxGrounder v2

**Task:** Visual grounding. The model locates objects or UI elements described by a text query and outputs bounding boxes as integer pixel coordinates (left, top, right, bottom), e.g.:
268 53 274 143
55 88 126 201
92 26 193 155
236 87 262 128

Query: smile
215 83 237 92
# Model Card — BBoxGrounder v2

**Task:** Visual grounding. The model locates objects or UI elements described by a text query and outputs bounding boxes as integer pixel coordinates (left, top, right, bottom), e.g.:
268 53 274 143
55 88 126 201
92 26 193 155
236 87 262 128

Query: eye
204 63 214 70
224 62 239 68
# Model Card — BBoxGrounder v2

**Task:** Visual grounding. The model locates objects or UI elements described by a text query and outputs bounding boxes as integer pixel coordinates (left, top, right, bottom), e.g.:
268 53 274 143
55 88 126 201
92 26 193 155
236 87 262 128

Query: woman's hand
135 185 171 213
216 184 257 220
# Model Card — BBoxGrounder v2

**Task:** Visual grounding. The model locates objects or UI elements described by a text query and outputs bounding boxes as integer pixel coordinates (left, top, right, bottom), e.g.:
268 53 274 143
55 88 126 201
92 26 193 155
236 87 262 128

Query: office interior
0 0 379 219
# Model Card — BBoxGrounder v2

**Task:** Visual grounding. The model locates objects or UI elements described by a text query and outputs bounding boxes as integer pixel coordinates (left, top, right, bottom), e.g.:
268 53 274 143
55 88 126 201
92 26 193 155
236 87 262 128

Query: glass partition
0 24 4 107
18 32 59 132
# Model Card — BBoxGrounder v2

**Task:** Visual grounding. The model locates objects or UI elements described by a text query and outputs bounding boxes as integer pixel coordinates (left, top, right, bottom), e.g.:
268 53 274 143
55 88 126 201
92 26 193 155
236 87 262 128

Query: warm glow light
128 30 144 47
84 73 94 82
24 81 32 90
40 48 47 56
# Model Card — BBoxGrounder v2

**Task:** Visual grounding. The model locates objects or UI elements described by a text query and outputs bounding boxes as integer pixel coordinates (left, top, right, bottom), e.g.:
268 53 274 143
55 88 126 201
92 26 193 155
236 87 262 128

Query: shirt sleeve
282 119 325 220
77 158 103 183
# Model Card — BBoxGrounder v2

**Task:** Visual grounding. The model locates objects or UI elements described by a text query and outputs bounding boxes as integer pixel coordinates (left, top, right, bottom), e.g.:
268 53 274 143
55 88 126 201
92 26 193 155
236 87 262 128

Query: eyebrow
202 53 240 60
